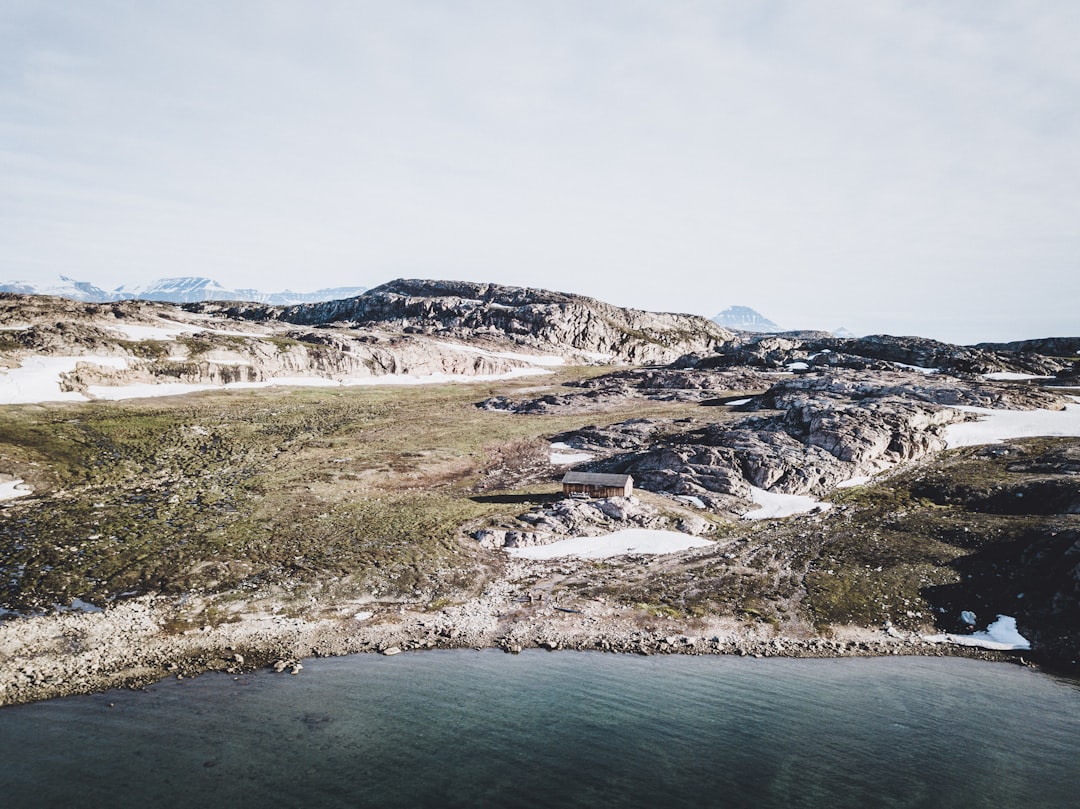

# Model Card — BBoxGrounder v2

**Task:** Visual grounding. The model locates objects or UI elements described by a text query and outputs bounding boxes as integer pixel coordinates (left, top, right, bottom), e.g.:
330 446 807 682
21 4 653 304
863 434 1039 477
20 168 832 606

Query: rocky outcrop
554 369 1075 507
683 332 1073 376
475 368 770 415
473 496 710 550
190 279 736 364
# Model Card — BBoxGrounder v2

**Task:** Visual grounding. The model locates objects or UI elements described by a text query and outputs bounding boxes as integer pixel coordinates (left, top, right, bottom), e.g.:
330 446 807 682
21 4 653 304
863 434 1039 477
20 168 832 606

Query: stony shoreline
0 583 1031 708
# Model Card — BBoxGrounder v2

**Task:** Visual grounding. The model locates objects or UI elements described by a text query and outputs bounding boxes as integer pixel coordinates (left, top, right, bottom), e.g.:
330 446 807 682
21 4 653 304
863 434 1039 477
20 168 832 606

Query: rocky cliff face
191 279 735 364
681 332 1073 376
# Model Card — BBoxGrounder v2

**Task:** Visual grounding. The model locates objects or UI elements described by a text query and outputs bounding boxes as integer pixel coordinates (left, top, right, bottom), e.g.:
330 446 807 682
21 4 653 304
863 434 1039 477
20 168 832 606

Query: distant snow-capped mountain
0 275 367 305
711 306 782 333
0 275 113 303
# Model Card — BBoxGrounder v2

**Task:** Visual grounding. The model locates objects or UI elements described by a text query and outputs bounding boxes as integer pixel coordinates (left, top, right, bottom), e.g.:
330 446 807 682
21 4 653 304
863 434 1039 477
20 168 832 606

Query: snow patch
107 322 198 341
441 342 565 366
786 361 809 371
507 528 712 560
676 495 707 509
0 478 33 502
743 486 832 520
981 372 1054 381
549 442 595 465
86 367 553 401
836 476 873 489
893 362 939 375
0 356 130 404
724 398 752 407
944 404 1080 448
923 615 1031 651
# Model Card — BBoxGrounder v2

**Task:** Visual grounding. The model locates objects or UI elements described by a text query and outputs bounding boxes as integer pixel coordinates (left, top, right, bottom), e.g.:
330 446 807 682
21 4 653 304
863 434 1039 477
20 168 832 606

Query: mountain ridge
0 274 367 306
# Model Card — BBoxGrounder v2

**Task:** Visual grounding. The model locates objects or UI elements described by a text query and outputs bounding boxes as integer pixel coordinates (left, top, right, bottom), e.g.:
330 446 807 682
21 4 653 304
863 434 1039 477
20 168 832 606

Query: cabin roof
561 471 633 487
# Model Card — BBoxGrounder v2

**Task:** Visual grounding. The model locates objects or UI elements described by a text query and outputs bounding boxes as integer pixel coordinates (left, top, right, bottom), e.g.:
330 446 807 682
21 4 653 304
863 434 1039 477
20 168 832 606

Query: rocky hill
3 278 1080 701
0 281 735 401
191 279 735 364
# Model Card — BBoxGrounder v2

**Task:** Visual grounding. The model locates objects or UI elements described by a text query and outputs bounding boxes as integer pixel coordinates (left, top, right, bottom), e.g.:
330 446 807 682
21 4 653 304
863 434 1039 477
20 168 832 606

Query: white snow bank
923 615 1031 651
982 372 1053 381
893 362 939 375
441 342 565 367
0 478 33 502
87 367 553 401
724 398 752 407
743 486 832 520
107 322 198 341
676 495 707 509
0 356 130 404
944 404 1080 448
506 528 713 560
786 361 809 371
836 476 873 489
549 442 595 465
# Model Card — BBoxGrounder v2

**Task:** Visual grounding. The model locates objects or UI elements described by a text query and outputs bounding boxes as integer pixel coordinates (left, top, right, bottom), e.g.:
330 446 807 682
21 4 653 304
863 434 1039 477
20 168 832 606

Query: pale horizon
3 1 1078 345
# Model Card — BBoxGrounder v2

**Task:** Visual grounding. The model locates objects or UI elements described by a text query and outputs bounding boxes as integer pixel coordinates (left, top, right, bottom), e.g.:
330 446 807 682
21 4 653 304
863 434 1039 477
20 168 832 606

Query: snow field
506 528 713 560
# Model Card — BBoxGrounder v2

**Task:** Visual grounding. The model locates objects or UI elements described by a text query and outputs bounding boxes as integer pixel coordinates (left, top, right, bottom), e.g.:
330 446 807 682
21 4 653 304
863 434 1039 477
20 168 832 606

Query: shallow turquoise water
1 652 1077 808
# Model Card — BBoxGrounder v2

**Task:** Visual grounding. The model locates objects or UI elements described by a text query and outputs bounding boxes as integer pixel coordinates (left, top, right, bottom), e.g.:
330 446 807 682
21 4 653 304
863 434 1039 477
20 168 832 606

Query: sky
1 1 1078 344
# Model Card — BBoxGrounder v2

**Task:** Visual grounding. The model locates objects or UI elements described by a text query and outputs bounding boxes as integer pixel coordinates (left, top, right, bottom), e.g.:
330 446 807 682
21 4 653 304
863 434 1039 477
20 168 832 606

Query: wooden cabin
561 471 634 499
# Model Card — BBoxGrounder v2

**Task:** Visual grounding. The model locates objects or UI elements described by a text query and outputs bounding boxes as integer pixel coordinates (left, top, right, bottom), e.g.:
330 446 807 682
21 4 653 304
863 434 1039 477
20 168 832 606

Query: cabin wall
562 483 633 498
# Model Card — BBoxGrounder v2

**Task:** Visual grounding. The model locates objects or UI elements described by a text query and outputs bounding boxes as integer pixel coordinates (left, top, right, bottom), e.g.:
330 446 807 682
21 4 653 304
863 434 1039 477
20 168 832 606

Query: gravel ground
0 558 1024 707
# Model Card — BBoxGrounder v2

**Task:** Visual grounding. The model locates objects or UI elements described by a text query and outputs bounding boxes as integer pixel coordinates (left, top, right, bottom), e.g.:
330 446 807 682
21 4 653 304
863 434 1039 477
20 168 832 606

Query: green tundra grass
0 370 733 613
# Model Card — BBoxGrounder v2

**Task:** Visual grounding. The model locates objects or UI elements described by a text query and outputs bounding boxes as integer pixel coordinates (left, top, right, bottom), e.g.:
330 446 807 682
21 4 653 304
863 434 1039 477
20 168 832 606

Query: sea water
1 652 1077 808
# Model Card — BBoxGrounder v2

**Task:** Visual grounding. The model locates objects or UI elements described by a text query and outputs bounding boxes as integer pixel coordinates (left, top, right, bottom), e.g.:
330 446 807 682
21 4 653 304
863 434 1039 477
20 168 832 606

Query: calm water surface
1 652 1077 808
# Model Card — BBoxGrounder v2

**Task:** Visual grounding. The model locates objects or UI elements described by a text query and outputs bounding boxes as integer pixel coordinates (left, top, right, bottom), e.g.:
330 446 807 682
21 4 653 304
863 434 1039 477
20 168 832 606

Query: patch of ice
923 615 1031 651
786 361 809 371
944 404 1080 448
506 528 713 560
893 362 939 375
0 478 33 502
724 398 752 406
107 323 197 341
982 372 1053 381
743 486 832 520
676 495 707 509
67 597 104 614
442 342 565 366
0 356 130 404
836 476 872 489
549 442 595 465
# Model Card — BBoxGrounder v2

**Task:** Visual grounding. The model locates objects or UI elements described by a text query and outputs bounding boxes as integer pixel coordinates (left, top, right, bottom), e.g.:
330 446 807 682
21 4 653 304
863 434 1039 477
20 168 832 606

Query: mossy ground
0 370 737 613
3 373 1075 662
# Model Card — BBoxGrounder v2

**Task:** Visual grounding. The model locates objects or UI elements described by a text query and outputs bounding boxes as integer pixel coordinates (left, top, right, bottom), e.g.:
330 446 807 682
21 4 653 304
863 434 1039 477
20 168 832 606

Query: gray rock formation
683 333 1073 376
190 279 735 364
552 369 1075 508
473 496 707 550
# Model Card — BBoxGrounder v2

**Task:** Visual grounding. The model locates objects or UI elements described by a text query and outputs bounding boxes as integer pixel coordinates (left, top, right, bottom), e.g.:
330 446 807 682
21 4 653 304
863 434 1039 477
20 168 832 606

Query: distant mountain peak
0 275 367 305
711 306 782 333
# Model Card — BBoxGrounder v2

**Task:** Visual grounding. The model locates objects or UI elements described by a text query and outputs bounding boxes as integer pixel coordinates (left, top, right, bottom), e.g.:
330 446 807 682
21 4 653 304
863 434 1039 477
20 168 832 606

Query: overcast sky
2 1 1077 343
